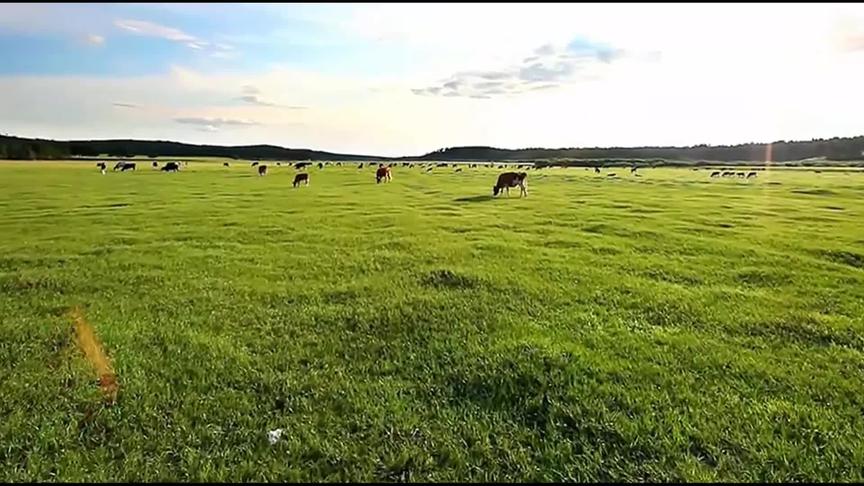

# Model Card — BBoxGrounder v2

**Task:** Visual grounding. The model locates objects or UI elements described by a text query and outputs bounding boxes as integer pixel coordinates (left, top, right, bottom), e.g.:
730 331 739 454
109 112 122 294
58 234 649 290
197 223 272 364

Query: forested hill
413 136 864 162
2 133 864 163
0 135 381 161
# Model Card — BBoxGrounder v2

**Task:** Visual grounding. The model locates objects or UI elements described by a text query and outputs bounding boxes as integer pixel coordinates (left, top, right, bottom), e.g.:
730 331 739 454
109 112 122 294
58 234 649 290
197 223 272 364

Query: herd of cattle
95 159 764 197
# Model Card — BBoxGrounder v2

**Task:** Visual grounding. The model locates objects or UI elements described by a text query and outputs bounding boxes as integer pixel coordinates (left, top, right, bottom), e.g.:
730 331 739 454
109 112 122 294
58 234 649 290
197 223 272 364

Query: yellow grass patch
67 306 118 404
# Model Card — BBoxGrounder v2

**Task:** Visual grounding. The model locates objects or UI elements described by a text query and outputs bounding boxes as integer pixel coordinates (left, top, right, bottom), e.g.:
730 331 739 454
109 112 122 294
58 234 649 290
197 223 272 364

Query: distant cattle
746 172 757 178
277 162 282 166
318 162 324 169
437 163 448 168
258 165 268 176
223 162 230 167
152 161 159 168
607 173 617 178
358 163 364 169
455 168 463 172
251 161 259 167
336 162 343 166
493 172 528 197
295 162 312 170
737 172 746 178
96 162 106 170
293 173 310 187
114 162 136 172
710 171 721 178
594 167 601 174
376 165 392 183
630 166 637 174
425 167 434 172
161 162 180 172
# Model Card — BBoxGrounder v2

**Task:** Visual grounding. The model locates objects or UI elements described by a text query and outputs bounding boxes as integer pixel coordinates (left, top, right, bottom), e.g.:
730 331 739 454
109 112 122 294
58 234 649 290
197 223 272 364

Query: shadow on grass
453 195 494 203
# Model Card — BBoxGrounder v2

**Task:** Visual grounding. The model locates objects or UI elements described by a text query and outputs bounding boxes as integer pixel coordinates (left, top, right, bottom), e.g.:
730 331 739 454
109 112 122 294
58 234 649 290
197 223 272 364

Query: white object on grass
267 428 284 445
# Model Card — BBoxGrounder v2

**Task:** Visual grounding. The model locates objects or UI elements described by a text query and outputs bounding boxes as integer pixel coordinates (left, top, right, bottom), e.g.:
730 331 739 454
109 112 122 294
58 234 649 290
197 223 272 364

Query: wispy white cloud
86 34 105 46
112 102 138 109
113 18 235 56
174 116 261 127
237 94 307 109
412 37 648 99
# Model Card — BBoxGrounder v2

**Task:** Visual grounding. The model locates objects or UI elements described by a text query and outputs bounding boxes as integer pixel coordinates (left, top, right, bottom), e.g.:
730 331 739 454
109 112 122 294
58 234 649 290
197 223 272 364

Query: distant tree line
415 137 864 163
2 133 863 163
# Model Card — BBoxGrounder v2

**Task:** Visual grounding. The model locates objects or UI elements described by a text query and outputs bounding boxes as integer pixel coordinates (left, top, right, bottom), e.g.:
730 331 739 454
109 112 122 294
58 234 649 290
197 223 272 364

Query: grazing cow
455 168 463 173
630 166 637 174
161 162 180 172
277 162 282 166
710 171 721 178
359 163 364 169
376 165 392 183
737 172 746 178
258 165 268 176
318 162 324 169
426 167 434 172
746 172 757 178
493 172 528 197
97 162 107 175
607 173 617 178
293 173 310 187
113 162 136 172
594 167 601 174
223 162 230 167
295 162 312 170
152 161 159 168
252 161 259 167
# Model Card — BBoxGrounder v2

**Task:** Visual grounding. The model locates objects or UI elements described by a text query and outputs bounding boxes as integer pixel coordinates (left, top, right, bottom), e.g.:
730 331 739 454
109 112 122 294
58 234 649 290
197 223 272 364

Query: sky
1 3 864 157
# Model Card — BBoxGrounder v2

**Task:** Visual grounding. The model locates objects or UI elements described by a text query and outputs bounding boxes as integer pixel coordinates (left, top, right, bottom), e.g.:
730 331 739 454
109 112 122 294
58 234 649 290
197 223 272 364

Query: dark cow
161 162 180 172
337 162 343 166
426 167 434 172
252 161 259 167
96 162 106 170
746 171 757 179
359 163 364 169
223 162 230 167
277 162 282 166
737 172 746 178
258 165 268 176
455 168 463 173
607 173 618 178
114 162 136 172
376 165 392 183
293 173 310 187
152 161 159 168
318 162 324 169
493 172 528 197
630 166 637 174
710 171 721 178
594 167 601 174
295 162 312 170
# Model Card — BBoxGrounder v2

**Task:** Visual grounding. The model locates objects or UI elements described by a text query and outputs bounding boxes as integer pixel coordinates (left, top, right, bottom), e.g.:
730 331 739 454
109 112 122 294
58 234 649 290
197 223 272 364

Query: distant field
1 160 863 482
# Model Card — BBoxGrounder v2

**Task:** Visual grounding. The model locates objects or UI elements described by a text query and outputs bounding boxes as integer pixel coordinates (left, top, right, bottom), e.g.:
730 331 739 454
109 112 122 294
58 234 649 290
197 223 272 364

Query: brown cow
293 173 310 187
376 165 392 183
258 165 268 176
493 172 528 197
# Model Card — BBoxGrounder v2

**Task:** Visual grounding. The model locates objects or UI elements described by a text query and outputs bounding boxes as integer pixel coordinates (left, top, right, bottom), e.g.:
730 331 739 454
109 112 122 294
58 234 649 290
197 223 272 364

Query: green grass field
2 160 864 482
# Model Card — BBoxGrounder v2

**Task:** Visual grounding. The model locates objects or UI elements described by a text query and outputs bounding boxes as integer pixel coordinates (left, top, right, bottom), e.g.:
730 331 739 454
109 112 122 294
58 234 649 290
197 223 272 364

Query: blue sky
1 3 864 156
